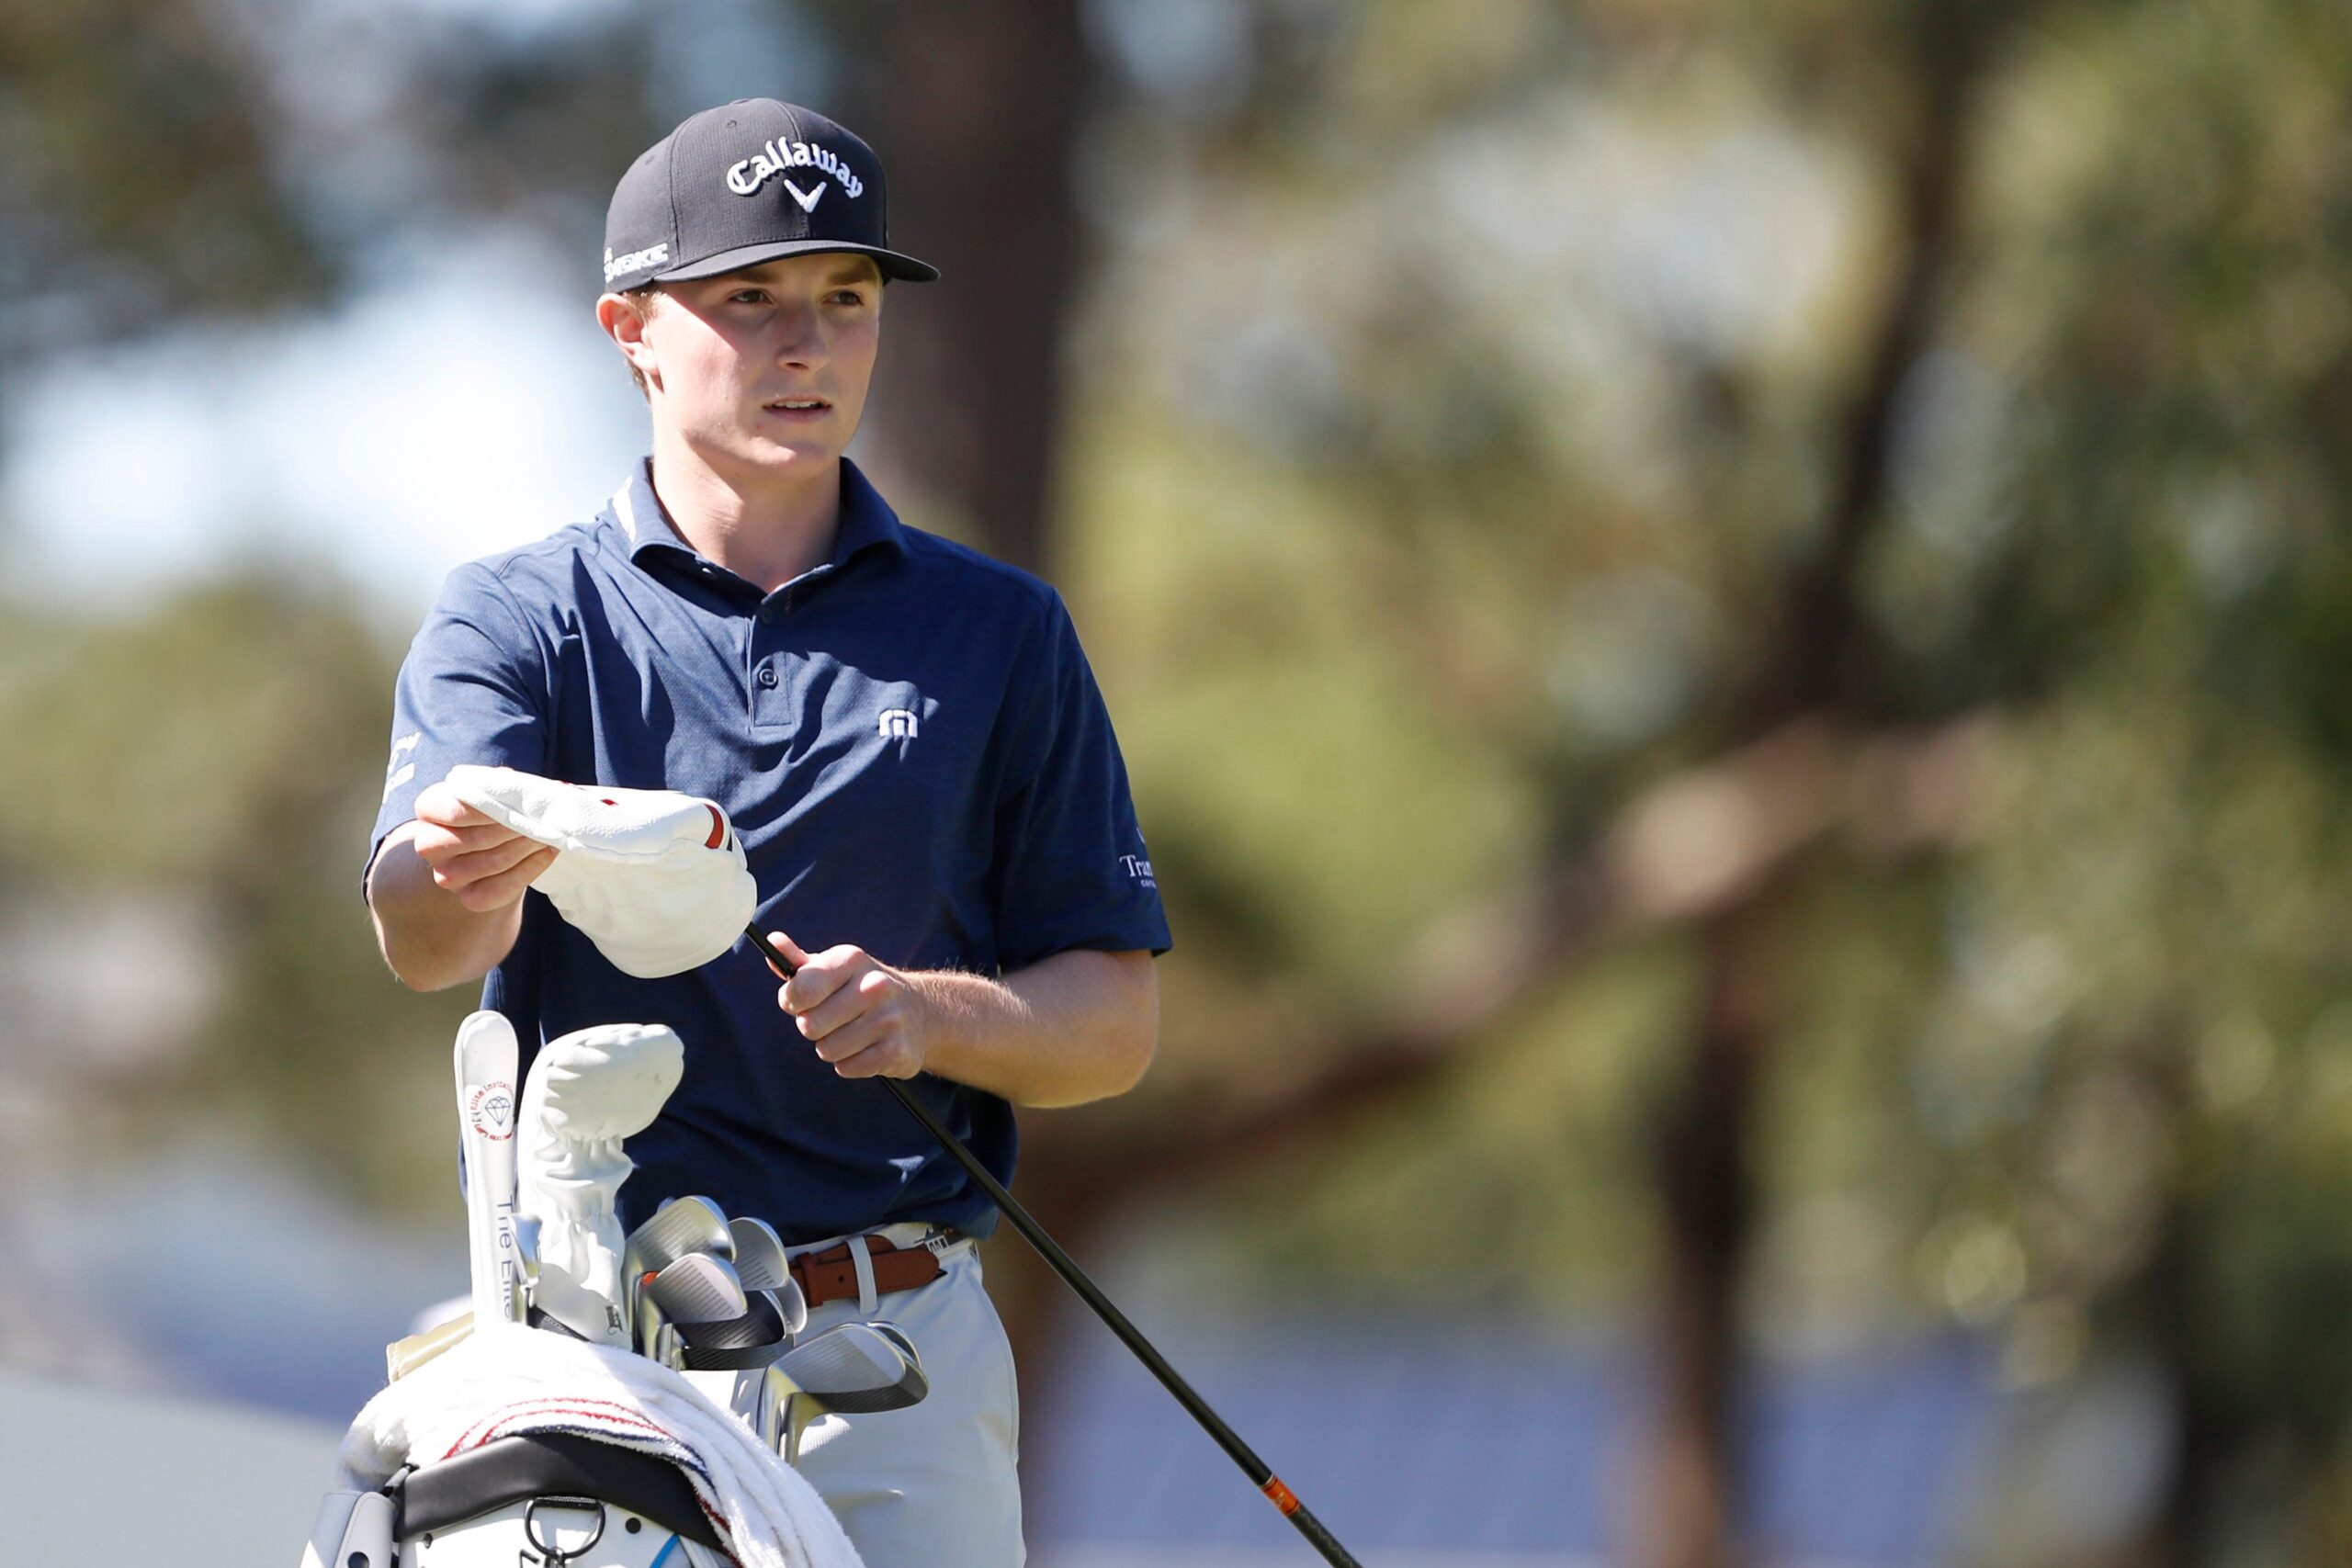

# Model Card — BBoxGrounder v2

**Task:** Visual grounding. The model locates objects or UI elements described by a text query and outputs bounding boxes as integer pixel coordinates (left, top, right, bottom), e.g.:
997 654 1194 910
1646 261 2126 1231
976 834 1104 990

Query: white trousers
789 1227 1026 1568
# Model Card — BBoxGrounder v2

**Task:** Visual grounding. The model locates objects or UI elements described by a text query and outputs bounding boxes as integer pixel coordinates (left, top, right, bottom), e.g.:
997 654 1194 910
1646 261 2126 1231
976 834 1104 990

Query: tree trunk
866 0 1091 574
2142 1194 2217 1568
1641 10 1996 1563
1644 903 1778 1568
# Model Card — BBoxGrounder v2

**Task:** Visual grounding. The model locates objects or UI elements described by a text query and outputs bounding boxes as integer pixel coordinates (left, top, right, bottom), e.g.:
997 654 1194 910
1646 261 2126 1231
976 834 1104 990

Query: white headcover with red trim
518 1021 685 1348
446 764 757 978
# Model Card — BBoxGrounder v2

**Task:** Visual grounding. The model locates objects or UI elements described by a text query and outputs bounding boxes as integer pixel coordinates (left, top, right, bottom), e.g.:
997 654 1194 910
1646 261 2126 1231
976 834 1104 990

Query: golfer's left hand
764 931 934 1079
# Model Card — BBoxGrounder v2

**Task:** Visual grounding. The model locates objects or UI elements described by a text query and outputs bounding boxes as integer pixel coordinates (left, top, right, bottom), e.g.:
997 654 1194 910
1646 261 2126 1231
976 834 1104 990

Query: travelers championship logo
727 138 864 206
469 1080 516 1142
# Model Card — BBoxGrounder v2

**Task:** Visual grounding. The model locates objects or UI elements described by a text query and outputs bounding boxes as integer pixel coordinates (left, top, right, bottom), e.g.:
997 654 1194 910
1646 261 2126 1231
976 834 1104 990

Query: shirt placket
750 564 840 728
750 590 793 728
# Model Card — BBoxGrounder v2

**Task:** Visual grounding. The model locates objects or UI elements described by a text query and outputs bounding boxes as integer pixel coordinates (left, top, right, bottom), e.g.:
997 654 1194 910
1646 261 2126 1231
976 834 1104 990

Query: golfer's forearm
914 949 1157 1109
367 823 525 991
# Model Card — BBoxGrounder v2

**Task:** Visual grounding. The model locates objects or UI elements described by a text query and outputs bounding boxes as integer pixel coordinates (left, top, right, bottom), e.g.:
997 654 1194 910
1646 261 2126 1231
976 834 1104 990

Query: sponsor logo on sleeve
383 731 421 801
1120 854 1157 890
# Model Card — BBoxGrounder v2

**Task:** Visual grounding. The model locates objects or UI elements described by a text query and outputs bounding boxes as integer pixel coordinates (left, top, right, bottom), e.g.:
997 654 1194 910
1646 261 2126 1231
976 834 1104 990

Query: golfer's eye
730 288 773 305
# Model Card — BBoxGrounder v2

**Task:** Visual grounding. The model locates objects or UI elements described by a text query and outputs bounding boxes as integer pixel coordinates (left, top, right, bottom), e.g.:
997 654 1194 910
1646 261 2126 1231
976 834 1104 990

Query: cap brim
655 239 939 285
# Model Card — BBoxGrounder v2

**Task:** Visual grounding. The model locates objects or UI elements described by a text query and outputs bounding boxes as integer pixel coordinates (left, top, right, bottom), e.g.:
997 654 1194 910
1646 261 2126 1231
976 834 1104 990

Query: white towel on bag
335 1323 865 1568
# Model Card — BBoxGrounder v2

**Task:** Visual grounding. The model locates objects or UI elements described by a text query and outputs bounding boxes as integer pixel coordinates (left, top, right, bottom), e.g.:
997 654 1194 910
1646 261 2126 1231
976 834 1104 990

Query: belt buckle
918 1226 956 1259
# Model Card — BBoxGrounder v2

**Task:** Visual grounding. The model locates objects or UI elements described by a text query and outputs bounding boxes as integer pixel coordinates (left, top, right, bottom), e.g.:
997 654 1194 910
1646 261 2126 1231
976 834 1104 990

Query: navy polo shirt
368 456 1170 1244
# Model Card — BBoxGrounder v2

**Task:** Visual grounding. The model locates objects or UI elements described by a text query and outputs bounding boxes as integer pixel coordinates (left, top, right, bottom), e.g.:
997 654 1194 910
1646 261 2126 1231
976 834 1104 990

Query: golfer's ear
597 292 658 379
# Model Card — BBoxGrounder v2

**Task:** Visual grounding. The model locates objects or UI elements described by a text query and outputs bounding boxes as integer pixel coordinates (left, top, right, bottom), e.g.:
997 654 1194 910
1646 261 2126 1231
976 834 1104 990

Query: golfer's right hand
411 780 560 912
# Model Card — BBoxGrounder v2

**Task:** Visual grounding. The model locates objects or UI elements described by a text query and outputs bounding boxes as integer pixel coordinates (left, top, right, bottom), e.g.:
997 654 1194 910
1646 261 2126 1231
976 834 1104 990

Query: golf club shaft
747 927 1361 1568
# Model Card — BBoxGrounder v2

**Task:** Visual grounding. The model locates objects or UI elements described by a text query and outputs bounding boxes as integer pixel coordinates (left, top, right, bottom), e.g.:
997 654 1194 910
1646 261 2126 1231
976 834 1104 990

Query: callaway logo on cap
602 98 938 292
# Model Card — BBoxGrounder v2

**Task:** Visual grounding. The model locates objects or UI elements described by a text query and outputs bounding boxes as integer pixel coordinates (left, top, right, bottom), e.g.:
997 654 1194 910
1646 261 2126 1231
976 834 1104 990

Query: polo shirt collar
607 455 910 573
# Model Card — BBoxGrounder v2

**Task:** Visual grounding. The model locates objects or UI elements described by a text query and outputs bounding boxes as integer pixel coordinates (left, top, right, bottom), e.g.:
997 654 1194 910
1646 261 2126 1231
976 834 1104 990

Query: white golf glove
446 764 757 977
516 1021 685 1348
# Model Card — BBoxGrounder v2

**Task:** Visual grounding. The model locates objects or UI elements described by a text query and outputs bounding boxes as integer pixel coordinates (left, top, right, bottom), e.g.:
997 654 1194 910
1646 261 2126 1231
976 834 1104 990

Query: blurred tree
0 0 658 362
0 574 472 1203
1 0 335 351
1024 0 2352 1564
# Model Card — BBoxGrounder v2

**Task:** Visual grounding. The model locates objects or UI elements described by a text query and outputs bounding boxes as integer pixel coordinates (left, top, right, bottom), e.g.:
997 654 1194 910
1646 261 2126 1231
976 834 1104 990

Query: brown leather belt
789 1230 959 1311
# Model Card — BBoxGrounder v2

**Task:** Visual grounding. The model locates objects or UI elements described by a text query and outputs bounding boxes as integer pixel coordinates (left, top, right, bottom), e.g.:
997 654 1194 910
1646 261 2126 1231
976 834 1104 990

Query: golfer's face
643 254 883 479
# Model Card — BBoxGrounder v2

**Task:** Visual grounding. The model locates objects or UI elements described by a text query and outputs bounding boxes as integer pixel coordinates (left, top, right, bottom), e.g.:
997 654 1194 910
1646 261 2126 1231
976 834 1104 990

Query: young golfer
364 97 1170 1565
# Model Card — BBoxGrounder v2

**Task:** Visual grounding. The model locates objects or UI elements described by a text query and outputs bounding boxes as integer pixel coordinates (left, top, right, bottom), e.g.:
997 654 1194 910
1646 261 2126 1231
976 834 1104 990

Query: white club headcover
516 1021 685 1349
447 764 757 977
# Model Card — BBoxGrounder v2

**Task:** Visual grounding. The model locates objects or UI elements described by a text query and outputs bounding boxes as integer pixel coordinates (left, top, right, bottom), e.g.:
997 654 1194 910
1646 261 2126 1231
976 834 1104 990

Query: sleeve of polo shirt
363 561 552 895
989 590 1172 972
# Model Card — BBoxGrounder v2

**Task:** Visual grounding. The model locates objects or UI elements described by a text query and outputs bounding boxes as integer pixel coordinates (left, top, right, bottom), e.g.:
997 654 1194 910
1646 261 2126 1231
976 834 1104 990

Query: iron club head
625 1197 732 1280
727 1216 790 1292
676 1290 794 1369
767 1275 808 1337
642 1253 748 1325
622 1196 732 1347
767 1321 930 1461
778 1321 928 1413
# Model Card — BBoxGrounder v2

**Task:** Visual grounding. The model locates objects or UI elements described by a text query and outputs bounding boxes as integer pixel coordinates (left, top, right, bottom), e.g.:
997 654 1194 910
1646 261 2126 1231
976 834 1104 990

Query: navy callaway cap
602 98 938 291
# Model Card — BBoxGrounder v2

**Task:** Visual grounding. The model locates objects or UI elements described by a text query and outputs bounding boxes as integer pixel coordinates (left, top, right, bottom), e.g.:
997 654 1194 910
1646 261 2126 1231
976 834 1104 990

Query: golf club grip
745 926 1363 1567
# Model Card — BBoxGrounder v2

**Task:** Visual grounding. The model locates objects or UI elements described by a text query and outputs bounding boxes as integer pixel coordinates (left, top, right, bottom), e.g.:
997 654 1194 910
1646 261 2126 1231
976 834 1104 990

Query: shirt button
756 665 780 688
759 608 775 624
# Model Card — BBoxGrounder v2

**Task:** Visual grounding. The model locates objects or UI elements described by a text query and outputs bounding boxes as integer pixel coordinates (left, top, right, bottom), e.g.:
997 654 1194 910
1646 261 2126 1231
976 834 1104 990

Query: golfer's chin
701 428 843 484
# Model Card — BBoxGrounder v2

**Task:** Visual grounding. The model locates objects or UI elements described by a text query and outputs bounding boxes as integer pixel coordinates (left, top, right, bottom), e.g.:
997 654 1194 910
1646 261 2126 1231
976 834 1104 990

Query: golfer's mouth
763 397 831 419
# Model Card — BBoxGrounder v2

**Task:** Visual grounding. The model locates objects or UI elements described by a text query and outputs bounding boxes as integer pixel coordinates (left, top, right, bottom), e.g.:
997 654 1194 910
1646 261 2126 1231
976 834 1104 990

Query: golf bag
302 1431 730 1567
300 1323 911 1568
297 1014 916 1568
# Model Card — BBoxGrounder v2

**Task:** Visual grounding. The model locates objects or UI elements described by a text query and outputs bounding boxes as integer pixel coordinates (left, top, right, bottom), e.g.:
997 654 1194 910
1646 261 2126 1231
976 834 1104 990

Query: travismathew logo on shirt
727 138 865 204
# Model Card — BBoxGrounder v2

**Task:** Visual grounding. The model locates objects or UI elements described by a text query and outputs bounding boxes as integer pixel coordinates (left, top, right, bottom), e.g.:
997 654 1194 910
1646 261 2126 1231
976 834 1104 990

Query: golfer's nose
773 301 828 369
